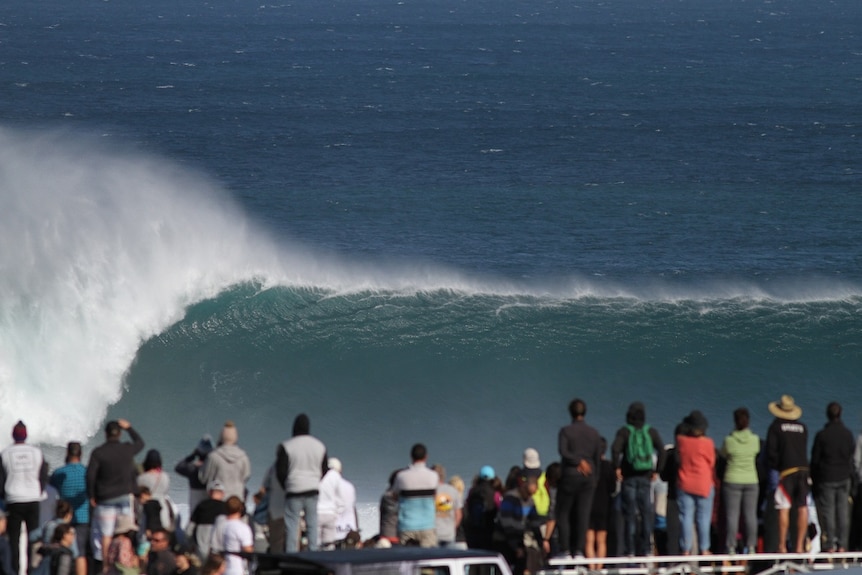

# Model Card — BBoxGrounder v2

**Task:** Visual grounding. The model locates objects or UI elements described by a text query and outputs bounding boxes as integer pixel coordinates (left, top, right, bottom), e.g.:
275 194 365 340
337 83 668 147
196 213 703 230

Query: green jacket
720 428 760 485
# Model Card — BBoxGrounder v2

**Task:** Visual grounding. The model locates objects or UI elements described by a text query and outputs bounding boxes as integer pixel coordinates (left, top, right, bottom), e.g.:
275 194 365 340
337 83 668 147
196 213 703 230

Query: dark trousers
7 501 40 574
556 474 597 555
851 484 862 551
665 497 681 555
622 475 653 556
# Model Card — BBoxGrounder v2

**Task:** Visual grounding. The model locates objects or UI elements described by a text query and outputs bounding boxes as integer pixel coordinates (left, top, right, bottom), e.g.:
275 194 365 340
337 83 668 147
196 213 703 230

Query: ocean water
1 0 860 528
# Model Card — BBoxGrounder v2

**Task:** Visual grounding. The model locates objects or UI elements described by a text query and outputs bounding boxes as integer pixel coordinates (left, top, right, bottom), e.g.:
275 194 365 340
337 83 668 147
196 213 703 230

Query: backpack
625 424 654 472
33 545 72 575
31 556 52 575
465 482 496 530
464 480 497 550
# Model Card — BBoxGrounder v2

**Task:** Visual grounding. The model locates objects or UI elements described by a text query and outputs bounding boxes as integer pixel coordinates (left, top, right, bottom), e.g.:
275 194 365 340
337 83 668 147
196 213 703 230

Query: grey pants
815 478 852 551
722 482 758 553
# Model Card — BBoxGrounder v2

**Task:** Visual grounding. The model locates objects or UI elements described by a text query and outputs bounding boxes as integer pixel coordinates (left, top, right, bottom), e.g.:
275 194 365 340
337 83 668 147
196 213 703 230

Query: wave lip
0 127 284 445
2 126 859 446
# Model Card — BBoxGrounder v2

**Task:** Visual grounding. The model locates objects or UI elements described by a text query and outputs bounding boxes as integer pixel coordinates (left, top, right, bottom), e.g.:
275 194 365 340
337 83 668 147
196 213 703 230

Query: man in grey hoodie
199 421 251 502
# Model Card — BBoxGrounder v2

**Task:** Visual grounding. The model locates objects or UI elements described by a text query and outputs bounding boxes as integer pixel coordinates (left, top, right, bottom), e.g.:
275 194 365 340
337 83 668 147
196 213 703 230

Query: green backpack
625 424 654 471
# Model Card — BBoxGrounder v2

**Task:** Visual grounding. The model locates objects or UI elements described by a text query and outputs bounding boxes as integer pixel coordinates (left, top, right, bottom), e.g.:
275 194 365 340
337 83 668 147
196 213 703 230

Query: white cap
523 448 541 469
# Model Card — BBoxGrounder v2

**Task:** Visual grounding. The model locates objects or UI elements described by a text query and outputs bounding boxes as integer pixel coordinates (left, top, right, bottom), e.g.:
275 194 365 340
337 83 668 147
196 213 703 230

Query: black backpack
465 481 496 532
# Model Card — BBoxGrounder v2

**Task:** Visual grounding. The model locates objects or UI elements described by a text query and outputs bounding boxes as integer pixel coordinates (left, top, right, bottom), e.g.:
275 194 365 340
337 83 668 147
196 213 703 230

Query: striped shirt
393 462 438 532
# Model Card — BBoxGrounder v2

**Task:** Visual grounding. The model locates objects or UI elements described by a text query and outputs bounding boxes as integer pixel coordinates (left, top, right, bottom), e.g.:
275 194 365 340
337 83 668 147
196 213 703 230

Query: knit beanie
12 421 27 442
292 413 310 437
220 421 238 446
197 434 214 456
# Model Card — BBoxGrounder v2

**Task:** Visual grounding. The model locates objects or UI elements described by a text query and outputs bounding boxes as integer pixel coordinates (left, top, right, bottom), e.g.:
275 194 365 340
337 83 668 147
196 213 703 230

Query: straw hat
768 394 802 420
114 515 138 535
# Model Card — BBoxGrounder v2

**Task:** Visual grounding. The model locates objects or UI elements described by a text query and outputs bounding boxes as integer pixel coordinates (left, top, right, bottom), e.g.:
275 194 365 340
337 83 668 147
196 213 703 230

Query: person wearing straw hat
104 514 140 575
766 394 809 553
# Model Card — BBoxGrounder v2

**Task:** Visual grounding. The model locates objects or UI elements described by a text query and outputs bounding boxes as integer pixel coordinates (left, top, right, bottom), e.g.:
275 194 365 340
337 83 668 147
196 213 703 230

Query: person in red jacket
676 411 716 555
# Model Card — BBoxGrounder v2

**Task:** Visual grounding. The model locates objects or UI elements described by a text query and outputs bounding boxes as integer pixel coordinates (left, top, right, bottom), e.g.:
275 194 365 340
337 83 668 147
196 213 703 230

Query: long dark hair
733 407 750 431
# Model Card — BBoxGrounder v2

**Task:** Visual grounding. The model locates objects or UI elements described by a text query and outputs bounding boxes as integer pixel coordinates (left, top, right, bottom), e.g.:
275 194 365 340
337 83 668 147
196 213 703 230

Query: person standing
811 401 855 552
317 458 343 548
49 442 89 575
334 461 358 543
137 450 173 532
586 439 615 568
392 444 439 547
852 424 862 550
276 414 327 552
187 481 227 561
766 394 809 553
0 421 48 575
198 422 251 503
175 435 213 513
719 407 760 554
611 402 666 557
675 411 716 555
556 398 602 559
432 464 463 548
379 469 402 546
257 465 285 553
464 466 498 551
495 473 545 575
0 510 12 575
86 418 145 565
210 497 253 575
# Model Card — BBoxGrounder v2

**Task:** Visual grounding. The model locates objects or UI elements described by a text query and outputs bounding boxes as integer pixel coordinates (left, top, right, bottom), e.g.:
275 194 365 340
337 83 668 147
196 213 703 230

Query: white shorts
91 495 134 560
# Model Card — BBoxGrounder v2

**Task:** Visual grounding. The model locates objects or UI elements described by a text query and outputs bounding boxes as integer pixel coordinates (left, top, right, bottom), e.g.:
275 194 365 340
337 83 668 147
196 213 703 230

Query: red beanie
12 420 27 442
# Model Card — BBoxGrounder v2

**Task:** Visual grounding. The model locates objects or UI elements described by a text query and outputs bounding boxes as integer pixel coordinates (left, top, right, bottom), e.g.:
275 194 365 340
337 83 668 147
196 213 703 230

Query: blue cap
479 465 495 479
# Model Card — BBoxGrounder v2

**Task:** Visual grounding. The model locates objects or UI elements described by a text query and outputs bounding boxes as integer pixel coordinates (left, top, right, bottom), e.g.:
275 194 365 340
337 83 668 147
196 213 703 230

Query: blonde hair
448 475 465 495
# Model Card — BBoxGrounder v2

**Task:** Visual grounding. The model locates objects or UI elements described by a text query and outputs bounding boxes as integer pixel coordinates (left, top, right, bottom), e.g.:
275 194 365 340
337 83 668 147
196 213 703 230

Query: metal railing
540 552 862 575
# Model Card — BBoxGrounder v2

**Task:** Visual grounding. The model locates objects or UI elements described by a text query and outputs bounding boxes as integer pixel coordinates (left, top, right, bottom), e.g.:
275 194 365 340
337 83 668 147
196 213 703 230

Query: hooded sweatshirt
720 429 760 485
198 445 251 501
811 419 855 484
276 415 328 496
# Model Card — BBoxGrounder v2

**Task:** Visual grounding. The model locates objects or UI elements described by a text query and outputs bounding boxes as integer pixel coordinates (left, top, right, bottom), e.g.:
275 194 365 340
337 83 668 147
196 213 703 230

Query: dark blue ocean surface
1 0 860 515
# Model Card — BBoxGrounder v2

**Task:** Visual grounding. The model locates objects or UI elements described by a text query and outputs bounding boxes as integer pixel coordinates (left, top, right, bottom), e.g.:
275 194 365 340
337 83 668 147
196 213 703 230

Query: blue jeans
678 487 714 553
284 494 319 551
621 475 653 556
815 478 851 551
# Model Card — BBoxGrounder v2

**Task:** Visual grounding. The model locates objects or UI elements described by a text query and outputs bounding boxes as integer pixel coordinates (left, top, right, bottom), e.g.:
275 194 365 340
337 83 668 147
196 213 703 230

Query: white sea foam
0 127 509 445
1 126 859 447
0 127 287 446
